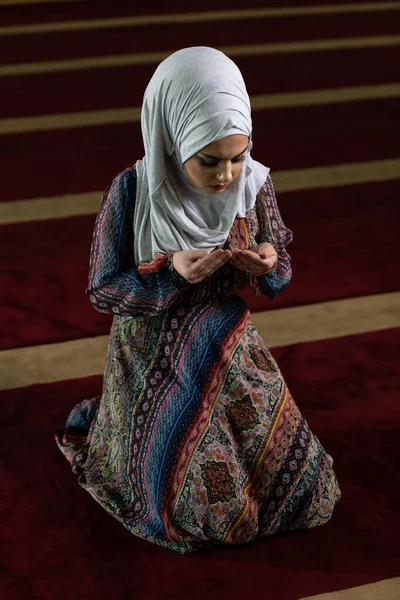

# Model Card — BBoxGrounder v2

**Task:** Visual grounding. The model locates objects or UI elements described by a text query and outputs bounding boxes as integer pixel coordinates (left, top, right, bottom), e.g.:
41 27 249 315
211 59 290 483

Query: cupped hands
172 249 232 284
229 242 277 276
172 242 277 283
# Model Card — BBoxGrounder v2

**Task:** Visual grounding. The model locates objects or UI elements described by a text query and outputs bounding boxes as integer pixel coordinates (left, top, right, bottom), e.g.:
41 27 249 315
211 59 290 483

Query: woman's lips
209 183 228 190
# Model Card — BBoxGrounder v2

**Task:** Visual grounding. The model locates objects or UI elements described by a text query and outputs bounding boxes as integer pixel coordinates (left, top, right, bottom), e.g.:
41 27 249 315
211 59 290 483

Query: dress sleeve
86 167 189 317
249 175 294 299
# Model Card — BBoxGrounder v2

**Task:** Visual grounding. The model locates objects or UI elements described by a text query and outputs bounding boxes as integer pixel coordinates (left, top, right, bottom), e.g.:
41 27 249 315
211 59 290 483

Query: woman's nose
217 164 233 183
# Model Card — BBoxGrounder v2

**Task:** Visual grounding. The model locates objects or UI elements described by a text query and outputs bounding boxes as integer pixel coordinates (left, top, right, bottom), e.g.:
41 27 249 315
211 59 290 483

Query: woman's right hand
172 249 232 284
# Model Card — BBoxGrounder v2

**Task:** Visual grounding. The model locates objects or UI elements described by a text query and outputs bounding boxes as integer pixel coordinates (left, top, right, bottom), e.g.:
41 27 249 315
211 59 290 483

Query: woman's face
183 134 249 194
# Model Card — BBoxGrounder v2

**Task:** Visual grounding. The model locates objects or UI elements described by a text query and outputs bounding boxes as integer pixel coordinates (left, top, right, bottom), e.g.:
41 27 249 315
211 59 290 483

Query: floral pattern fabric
55 166 341 554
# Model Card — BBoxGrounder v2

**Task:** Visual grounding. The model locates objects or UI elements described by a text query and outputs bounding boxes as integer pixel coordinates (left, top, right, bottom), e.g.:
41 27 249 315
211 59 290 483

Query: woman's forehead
198 135 249 159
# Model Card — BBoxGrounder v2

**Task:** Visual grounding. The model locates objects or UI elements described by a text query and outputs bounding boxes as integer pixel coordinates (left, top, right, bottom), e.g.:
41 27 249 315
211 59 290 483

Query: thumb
259 243 275 258
192 249 211 259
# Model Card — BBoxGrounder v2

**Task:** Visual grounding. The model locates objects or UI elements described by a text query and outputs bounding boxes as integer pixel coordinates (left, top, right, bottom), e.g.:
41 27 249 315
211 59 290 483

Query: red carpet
1 330 399 600
1 1 399 599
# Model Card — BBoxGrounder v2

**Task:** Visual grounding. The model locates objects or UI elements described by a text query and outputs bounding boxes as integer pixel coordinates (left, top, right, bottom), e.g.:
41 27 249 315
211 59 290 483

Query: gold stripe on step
0 292 399 390
249 83 400 109
250 292 400 348
0 191 101 224
1 84 399 135
0 3 399 35
1 158 399 225
0 106 141 134
299 577 400 600
272 158 400 192
0 0 88 5
1 36 399 76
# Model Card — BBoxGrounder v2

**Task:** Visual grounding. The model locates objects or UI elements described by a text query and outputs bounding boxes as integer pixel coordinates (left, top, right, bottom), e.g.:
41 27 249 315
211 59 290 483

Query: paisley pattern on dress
55 166 341 554
225 394 260 436
200 461 237 505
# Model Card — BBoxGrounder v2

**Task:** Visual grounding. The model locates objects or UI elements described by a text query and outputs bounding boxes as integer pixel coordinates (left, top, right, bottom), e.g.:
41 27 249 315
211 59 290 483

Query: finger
230 251 255 265
231 257 263 274
233 253 264 269
259 253 277 262
197 249 229 270
229 256 243 267
257 242 275 252
241 250 269 265
201 250 232 274
191 249 224 266
259 249 276 259
230 254 249 269
244 256 273 273
231 254 271 275
253 244 277 260
192 249 211 260
196 253 230 276
189 251 231 281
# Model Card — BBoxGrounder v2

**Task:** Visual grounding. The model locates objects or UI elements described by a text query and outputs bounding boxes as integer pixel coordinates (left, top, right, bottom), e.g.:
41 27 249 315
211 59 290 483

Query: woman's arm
249 175 293 299
86 168 189 317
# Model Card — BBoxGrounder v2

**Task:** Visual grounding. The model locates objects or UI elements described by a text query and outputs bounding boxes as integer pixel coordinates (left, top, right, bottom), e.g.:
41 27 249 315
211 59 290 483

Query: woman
56 47 341 554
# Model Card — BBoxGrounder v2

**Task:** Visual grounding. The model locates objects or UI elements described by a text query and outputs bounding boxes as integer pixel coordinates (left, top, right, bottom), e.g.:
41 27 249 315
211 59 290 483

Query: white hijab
134 47 269 265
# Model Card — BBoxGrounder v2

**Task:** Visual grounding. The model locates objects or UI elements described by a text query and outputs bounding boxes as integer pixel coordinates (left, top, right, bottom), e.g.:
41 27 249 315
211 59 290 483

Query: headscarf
134 46 269 264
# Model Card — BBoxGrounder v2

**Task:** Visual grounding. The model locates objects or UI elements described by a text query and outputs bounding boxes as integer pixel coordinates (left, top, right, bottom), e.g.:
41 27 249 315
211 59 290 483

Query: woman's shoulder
126 163 138 175
111 163 137 186
104 164 138 201
257 173 274 198
97 165 138 217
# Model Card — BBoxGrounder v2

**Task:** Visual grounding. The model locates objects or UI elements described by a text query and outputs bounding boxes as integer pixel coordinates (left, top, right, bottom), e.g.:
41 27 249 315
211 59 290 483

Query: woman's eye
199 159 218 167
199 156 245 167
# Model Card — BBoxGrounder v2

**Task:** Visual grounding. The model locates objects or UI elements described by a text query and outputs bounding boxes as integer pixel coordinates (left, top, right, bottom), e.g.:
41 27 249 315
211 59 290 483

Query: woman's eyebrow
199 145 249 160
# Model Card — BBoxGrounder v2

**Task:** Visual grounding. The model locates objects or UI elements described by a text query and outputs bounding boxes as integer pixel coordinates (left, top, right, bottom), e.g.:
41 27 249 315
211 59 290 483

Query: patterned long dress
55 165 341 554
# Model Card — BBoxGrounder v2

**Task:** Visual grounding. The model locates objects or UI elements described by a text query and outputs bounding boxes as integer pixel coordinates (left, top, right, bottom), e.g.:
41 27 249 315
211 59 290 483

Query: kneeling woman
56 47 341 554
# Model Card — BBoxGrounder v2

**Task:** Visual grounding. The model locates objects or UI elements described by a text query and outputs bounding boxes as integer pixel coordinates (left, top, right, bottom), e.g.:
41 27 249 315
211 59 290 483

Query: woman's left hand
229 242 277 275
